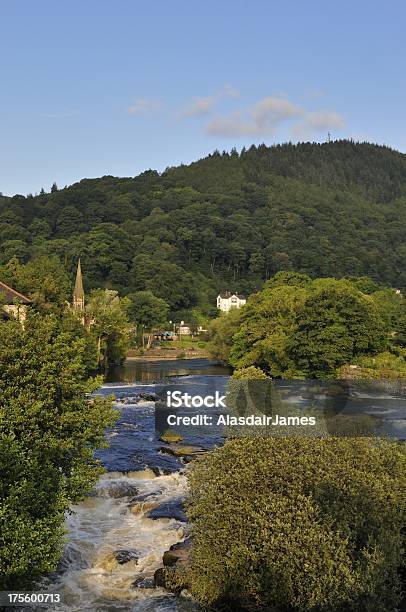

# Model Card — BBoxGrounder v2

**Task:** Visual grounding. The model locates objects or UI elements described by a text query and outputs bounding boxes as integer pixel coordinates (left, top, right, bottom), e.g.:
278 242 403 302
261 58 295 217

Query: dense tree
126 290 169 347
209 274 401 378
85 289 131 369
0 256 71 312
0 313 117 588
0 239 30 264
1 141 406 321
286 280 387 377
206 307 244 363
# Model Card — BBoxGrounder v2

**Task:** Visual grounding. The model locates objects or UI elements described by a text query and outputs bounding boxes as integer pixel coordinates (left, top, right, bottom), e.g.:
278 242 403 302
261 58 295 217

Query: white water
47 470 190 611
38 361 406 611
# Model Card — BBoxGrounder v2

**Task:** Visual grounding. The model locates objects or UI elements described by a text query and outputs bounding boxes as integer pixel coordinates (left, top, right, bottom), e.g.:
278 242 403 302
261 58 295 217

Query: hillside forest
1 140 406 323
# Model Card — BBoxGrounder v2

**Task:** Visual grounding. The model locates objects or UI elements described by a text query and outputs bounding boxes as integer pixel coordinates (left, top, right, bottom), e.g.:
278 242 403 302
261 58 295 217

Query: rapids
42 359 230 611
40 359 405 611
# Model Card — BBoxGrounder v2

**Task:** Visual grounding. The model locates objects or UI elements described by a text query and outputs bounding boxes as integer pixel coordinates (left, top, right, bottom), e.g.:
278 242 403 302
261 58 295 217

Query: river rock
159 445 205 462
154 567 168 588
159 429 183 443
128 490 162 505
138 392 159 402
95 549 138 571
114 549 139 565
94 481 139 499
150 465 176 476
115 395 139 404
115 392 158 405
146 497 187 522
163 538 192 567
132 576 155 589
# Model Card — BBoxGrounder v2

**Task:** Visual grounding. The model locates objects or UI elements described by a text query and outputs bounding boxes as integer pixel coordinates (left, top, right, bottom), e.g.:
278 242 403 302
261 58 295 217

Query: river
44 359 405 611
44 358 230 612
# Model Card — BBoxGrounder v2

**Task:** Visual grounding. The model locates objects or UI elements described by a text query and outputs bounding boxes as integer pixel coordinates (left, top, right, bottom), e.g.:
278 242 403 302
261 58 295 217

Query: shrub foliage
185 437 405 611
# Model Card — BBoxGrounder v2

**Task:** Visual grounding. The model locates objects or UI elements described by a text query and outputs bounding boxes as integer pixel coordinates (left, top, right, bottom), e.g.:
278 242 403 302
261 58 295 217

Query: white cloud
205 95 344 140
181 96 217 118
206 112 259 137
127 98 162 114
206 96 303 137
181 84 240 118
292 110 345 138
251 97 303 130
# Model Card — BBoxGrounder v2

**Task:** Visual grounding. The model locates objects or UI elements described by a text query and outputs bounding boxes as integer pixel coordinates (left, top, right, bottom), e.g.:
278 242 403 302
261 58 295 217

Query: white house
217 291 246 312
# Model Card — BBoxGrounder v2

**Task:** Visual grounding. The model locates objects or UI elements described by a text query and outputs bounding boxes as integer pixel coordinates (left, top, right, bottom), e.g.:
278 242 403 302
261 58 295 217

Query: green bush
338 350 406 380
231 366 270 380
184 437 405 611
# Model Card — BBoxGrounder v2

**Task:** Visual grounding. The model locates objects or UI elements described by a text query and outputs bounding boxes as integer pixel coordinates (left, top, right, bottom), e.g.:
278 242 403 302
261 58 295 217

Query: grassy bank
127 337 209 360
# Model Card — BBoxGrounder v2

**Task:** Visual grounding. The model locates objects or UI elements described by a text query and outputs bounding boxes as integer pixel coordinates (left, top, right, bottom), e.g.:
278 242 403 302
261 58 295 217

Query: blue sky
1 0 405 195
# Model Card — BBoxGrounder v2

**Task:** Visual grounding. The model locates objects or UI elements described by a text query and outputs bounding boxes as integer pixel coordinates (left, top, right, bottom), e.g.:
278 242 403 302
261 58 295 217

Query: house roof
0 281 32 305
218 291 246 300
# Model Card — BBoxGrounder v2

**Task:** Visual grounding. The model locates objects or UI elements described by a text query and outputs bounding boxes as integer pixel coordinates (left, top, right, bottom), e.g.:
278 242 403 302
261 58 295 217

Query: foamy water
39 360 405 611
45 470 192 611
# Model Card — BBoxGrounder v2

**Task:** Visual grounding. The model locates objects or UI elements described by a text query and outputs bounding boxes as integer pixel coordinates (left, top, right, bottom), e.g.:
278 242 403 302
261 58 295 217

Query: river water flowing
42 359 405 611
44 359 230 612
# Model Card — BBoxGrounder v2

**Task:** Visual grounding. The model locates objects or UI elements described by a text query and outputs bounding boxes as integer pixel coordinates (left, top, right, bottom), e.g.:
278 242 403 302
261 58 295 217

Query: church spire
73 258 85 311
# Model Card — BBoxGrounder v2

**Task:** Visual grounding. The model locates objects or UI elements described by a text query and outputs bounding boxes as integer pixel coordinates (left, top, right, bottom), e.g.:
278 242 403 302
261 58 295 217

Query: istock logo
166 390 226 408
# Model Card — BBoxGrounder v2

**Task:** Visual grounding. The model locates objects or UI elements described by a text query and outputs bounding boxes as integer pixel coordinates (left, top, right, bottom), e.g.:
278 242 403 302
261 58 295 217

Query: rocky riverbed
42 360 229 611
42 359 406 610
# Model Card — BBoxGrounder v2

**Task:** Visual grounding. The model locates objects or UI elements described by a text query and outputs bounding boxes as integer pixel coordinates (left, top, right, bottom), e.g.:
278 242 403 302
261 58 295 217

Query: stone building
0 280 31 322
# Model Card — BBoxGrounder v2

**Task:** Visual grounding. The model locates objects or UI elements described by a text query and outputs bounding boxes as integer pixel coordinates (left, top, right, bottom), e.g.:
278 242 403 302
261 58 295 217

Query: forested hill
1 140 406 317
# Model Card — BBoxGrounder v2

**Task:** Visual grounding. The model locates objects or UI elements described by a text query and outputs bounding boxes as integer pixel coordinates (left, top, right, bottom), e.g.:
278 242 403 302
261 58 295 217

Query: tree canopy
1 140 406 319
208 272 405 378
0 313 117 588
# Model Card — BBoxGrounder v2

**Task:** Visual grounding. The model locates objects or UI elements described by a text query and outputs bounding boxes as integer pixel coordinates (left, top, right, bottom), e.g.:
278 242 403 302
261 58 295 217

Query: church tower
73 258 85 312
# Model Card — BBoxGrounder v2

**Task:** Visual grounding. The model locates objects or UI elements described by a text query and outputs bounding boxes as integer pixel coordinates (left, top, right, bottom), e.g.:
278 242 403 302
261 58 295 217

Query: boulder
159 445 205 462
153 567 168 588
113 549 139 565
155 539 192 593
163 538 192 568
138 392 159 402
132 576 155 589
146 498 187 522
93 481 139 499
159 430 183 443
95 549 138 571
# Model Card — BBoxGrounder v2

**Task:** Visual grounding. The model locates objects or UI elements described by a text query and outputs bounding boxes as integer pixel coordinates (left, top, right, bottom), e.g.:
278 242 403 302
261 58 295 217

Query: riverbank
127 347 209 361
